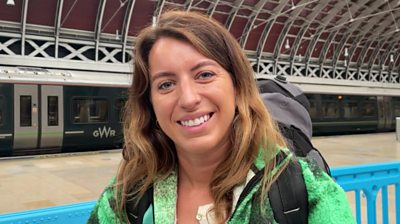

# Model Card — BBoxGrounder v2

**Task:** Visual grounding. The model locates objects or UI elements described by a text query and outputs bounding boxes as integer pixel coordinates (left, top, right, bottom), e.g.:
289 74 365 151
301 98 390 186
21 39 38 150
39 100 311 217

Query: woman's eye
198 71 214 79
158 81 174 90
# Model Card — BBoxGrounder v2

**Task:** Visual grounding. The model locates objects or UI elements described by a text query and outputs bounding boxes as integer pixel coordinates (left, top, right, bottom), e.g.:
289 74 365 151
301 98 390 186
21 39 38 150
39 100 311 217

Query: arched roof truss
0 0 399 84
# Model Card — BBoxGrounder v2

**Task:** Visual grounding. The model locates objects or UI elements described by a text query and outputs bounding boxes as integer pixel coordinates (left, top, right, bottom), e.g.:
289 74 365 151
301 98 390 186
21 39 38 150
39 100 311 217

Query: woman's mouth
178 113 213 127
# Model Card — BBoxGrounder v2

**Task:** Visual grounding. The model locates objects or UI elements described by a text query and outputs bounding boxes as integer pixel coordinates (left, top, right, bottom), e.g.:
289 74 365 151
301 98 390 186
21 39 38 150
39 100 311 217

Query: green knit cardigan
88 153 355 224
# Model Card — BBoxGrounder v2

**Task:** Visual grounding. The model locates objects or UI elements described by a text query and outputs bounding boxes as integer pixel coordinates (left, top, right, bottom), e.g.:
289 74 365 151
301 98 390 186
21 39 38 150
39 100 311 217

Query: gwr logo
93 126 116 138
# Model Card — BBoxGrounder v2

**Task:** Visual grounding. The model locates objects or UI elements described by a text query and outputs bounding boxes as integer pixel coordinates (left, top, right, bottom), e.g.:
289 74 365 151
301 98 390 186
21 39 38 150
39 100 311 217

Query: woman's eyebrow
151 72 175 83
151 60 218 83
190 60 218 72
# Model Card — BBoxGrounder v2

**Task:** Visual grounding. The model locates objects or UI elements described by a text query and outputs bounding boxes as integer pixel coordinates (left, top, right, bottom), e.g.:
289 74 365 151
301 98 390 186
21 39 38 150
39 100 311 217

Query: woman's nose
177 80 201 110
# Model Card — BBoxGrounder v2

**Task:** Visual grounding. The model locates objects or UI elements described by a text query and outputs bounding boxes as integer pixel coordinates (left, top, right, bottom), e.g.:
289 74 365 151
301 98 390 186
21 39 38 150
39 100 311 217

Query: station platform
1 132 399 215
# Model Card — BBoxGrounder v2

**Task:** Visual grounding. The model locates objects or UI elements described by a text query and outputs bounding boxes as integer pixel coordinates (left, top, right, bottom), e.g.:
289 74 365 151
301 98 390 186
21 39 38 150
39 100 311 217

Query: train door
377 96 392 131
0 84 13 156
13 84 39 149
40 85 63 149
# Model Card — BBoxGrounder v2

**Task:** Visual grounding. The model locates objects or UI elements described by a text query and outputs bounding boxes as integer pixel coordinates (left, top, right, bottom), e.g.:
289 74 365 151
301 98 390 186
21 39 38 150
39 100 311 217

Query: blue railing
1 161 399 224
331 161 400 224
0 201 95 224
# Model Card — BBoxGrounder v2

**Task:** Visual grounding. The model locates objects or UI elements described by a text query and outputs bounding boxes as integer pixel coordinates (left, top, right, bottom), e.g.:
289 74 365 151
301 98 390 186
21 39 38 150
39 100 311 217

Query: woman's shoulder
87 177 124 224
297 159 355 223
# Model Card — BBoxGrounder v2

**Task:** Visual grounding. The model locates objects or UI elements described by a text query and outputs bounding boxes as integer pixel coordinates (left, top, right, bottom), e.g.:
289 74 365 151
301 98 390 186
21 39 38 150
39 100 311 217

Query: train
1 67 399 156
0 67 130 157
307 94 399 135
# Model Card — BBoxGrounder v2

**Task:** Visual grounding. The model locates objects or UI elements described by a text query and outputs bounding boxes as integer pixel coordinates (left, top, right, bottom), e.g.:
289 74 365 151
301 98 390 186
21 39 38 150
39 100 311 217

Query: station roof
0 0 399 73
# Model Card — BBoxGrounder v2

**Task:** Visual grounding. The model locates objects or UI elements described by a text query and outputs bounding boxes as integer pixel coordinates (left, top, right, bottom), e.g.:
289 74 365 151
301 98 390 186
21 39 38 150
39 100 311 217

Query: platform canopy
0 0 399 86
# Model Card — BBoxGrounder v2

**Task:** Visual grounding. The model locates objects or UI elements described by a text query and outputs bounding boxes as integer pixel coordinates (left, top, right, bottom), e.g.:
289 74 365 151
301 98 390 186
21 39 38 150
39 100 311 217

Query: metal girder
307 1 345 66
239 0 269 48
94 0 106 40
366 40 386 76
368 13 398 68
184 0 196 11
121 0 136 63
306 1 358 77
314 2 347 65
345 1 385 69
314 1 360 66
273 0 310 60
357 2 400 66
317 30 338 64
154 0 167 20
207 0 220 17
331 1 372 68
331 22 365 74
380 40 398 73
344 2 396 69
368 35 398 75
54 0 64 58
95 0 106 61
395 51 400 73
369 8 400 73
303 1 353 71
288 0 331 65
21 0 29 56
255 1 288 64
224 0 245 31
255 21 274 73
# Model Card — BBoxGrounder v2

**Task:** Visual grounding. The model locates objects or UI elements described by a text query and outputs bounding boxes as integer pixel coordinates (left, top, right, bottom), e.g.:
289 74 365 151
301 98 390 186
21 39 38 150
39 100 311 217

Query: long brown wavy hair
116 10 288 223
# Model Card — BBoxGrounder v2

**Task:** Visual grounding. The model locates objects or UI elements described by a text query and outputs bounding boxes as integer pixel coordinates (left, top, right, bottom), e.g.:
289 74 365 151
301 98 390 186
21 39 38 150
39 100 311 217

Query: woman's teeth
180 114 210 127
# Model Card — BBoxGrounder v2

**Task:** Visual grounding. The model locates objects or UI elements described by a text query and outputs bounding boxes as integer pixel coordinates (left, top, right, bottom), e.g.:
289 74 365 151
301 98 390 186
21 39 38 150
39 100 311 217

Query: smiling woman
88 10 355 224
149 37 236 159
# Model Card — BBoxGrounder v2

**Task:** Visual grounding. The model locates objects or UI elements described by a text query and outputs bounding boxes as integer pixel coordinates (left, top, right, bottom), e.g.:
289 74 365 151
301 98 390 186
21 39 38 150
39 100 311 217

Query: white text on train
93 126 116 138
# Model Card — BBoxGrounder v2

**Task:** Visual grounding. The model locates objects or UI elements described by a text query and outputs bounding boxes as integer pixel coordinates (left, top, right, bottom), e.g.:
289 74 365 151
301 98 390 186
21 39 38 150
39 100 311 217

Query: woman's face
149 37 236 157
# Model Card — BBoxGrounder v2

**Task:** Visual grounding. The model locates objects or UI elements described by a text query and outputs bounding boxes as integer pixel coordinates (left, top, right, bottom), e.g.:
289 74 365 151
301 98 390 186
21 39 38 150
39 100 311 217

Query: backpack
257 75 331 224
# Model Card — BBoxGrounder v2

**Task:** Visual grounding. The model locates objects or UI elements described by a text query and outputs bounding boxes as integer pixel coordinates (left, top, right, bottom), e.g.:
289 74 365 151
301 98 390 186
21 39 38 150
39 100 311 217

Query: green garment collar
153 171 177 224
152 146 291 224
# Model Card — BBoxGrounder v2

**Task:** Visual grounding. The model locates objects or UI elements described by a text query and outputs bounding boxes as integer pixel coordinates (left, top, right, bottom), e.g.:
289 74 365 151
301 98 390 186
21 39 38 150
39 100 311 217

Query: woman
88 10 354 224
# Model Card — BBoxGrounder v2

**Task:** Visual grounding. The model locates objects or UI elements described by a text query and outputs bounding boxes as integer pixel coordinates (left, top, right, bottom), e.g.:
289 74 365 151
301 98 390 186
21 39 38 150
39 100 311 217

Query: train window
73 99 88 123
360 97 377 117
0 96 3 126
306 94 318 119
343 100 359 118
115 99 126 122
320 95 339 119
72 98 108 123
392 98 400 117
48 96 58 126
321 102 339 118
89 99 108 122
20 96 32 127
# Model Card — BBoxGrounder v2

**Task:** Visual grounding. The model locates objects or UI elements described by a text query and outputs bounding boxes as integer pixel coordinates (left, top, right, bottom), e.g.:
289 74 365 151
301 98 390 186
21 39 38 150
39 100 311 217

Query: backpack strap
278 123 331 176
268 153 308 224
126 185 154 224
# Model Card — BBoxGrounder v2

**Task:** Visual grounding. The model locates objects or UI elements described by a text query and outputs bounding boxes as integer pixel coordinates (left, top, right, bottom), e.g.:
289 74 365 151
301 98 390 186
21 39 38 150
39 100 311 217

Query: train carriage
297 83 400 135
0 67 130 156
3 67 400 156
63 85 126 152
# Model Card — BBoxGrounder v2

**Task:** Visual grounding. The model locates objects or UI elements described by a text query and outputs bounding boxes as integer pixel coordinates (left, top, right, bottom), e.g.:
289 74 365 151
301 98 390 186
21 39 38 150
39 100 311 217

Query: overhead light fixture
152 16 157 28
115 29 120 40
344 47 349 57
390 54 394 63
6 0 15 6
285 39 290 49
